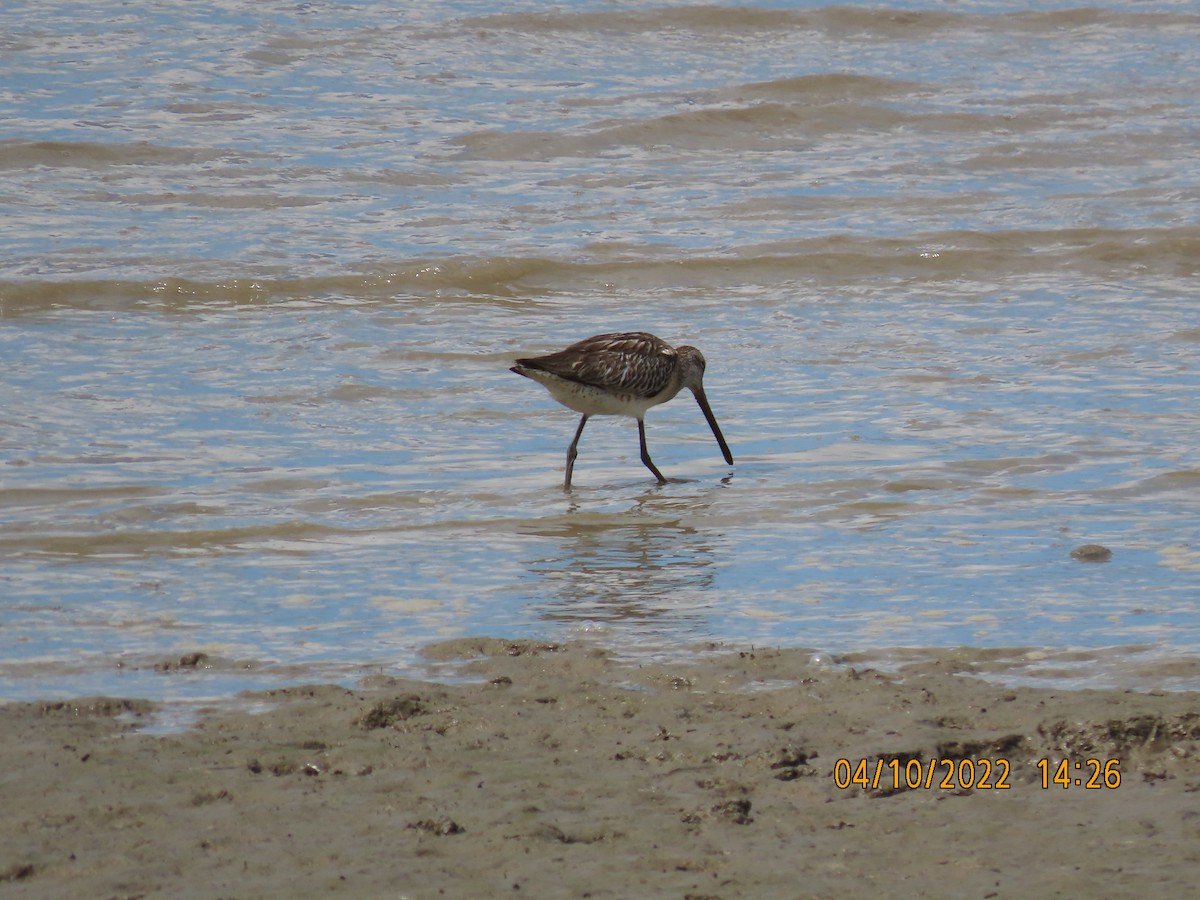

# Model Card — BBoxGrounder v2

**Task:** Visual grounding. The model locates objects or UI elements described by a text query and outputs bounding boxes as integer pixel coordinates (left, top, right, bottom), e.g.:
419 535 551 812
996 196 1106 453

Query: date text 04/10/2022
833 758 1122 791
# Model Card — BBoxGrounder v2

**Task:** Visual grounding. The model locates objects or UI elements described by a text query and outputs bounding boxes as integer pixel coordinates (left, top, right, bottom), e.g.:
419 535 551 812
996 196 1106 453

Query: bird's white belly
532 371 664 418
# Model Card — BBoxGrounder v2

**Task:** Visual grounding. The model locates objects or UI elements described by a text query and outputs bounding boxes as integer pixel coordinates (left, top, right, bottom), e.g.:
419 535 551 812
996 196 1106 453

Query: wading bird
510 331 733 489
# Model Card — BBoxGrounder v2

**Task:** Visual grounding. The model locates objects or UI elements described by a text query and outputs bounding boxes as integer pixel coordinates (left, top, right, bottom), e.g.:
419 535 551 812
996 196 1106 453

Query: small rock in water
1070 544 1113 562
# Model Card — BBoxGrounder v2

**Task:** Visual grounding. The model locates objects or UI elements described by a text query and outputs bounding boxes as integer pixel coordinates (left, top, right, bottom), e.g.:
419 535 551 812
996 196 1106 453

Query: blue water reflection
2 1 1198 700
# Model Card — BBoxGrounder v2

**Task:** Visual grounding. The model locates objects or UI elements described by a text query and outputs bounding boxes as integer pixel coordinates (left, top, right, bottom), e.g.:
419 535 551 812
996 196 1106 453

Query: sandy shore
2 639 1198 899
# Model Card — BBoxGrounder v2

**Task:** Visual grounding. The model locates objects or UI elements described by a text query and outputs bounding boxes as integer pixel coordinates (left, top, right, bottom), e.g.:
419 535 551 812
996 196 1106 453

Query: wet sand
2 639 1198 899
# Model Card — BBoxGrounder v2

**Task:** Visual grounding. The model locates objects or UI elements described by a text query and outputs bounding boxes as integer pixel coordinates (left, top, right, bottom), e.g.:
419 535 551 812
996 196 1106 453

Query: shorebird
510 331 734 489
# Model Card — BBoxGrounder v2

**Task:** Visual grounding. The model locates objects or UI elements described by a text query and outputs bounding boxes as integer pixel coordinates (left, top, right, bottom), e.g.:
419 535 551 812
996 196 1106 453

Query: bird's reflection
523 489 726 635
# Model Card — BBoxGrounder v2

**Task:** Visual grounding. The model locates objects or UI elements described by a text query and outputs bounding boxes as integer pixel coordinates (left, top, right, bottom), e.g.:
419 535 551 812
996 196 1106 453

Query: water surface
2 0 1198 701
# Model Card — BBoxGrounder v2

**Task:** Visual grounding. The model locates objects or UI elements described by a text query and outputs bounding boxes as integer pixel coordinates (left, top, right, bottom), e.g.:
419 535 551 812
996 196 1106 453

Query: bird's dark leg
638 418 667 483
565 414 589 490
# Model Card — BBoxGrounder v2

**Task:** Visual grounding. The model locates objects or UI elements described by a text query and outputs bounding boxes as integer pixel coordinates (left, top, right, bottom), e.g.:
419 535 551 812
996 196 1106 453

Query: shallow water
2 0 1198 701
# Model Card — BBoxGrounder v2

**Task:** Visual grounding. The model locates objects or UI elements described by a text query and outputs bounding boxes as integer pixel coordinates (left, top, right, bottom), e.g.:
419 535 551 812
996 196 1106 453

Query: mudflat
2 640 1198 898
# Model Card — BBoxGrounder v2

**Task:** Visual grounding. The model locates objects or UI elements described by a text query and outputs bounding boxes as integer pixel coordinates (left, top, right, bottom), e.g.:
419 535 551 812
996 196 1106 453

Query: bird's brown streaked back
514 332 678 399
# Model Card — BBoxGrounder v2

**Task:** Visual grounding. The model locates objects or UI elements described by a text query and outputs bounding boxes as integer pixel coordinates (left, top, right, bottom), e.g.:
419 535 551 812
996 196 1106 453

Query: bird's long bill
692 386 734 465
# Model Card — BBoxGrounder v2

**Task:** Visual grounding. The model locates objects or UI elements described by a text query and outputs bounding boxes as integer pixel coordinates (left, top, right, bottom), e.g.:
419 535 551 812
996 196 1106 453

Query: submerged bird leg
638 418 668 483
565 414 589 490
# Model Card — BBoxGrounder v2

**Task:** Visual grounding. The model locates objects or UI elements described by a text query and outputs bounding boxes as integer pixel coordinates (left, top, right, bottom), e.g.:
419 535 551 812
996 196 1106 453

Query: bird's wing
521 332 677 398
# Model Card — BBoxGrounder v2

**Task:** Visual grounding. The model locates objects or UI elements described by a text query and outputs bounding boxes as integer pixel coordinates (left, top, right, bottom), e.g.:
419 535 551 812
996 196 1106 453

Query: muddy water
2 1 1198 700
